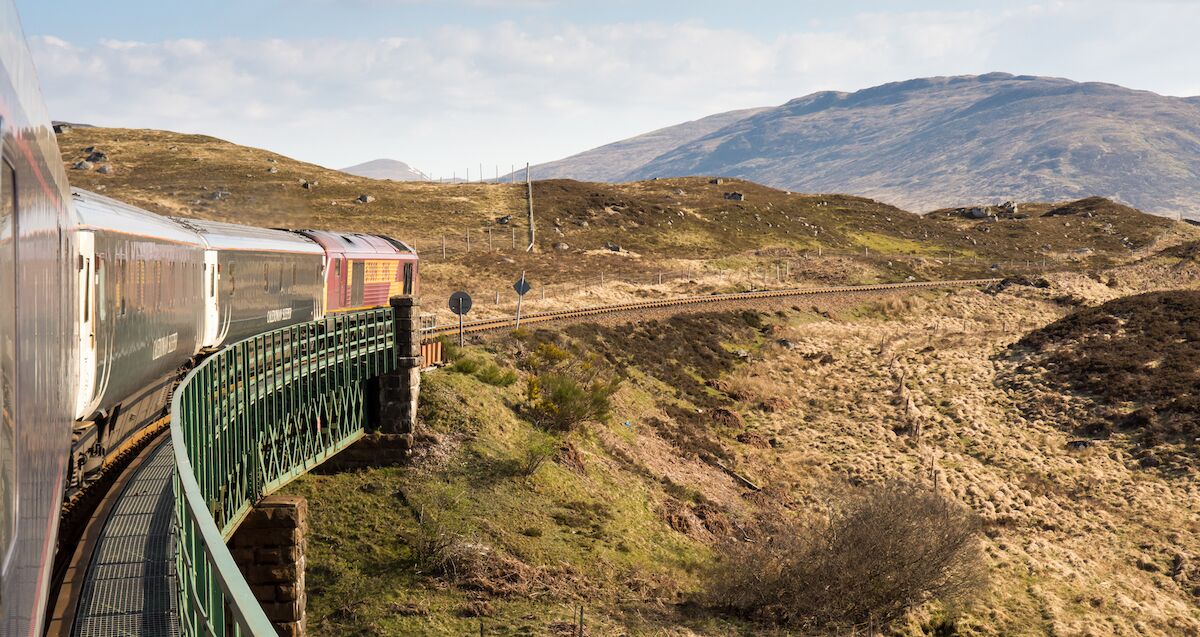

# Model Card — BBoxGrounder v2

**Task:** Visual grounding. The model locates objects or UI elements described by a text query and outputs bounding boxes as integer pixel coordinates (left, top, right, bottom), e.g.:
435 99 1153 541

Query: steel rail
420 278 1001 340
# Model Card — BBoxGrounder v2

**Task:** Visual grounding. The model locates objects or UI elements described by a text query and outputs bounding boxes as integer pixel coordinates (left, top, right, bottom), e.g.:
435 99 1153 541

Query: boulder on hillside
73 160 93 171
356 194 375 204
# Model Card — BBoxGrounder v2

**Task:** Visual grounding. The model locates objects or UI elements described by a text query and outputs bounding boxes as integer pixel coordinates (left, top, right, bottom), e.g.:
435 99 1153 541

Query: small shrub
477 363 517 387
707 484 985 631
525 372 619 432
514 432 558 480
438 335 463 362
411 508 462 575
525 341 571 373
450 356 482 375
449 353 517 387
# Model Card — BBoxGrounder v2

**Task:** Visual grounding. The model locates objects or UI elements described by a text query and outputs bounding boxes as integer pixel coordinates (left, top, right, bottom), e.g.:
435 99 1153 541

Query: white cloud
27 1 1200 176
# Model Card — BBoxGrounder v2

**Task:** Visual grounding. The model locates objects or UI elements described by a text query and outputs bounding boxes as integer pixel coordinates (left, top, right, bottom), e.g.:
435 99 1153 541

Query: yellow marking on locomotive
364 260 398 284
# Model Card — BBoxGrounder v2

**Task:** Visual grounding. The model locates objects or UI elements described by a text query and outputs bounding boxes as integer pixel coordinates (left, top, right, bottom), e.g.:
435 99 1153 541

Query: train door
351 261 365 307
0 153 18 575
403 262 414 295
201 250 219 347
75 231 96 418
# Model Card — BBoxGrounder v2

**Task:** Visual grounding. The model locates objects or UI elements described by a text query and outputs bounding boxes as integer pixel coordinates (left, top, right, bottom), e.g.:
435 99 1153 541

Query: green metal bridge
172 306 400 636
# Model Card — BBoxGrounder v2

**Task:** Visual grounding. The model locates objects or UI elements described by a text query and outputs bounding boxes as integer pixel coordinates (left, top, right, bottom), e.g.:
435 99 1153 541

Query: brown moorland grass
59 127 1194 322
1008 290 1200 459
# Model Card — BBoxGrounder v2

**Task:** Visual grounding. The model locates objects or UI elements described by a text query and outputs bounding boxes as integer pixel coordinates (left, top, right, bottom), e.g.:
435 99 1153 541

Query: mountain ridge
528 73 1200 219
340 158 427 181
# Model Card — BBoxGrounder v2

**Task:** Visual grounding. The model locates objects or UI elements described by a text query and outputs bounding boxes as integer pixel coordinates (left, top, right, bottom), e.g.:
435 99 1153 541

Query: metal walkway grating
73 440 179 637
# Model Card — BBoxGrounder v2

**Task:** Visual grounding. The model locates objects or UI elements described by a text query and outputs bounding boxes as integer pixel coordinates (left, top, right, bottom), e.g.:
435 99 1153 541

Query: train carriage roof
170 217 324 255
72 189 205 246
294 229 416 259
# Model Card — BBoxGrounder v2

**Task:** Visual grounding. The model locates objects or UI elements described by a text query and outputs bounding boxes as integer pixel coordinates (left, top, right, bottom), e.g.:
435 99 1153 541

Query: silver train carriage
0 1 78 633
70 189 206 486
170 217 324 348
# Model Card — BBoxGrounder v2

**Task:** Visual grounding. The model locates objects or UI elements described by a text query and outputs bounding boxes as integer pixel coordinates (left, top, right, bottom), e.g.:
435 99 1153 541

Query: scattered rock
355 194 375 204
300 179 317 190
96 164 112 175
1066 439 1095 451
776 338 796 349
604 241 621 252
266 166 278 174
86 150 107 163
208 189 230 201
72 160 93 171
553 242 569 251
495 214 513 225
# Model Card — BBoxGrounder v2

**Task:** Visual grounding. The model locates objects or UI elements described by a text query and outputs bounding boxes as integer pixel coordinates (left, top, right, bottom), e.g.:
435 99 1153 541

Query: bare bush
707 484 985 631
514 432 558 481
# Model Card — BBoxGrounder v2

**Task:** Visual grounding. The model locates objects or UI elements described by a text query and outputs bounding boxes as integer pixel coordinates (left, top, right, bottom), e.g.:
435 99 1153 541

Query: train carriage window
136 259 145 307
403 263 414 295
82 257 90 322
116 255 126 316
1 157 17 567
97 256 106 321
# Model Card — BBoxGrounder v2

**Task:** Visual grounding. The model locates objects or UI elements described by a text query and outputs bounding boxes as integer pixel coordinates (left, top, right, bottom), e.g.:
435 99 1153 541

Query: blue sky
17 1 1200 178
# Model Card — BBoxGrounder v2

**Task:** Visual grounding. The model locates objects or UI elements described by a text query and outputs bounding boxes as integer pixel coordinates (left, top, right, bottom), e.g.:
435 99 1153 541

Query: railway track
421 278 1002 340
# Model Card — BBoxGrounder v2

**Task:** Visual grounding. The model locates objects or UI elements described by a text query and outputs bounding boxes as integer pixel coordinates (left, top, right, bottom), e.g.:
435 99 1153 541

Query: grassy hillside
57 127 1194 322
286 264 1200 634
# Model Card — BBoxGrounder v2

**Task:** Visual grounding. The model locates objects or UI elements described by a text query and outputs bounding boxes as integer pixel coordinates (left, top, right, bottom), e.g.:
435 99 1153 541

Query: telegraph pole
525 162 535 252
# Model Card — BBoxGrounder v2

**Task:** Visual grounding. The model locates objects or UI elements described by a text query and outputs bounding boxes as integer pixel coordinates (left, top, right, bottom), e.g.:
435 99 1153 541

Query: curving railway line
420 278 1003 341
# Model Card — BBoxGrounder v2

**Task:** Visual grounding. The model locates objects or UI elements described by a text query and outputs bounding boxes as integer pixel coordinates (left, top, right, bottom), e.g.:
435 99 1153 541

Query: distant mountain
531 73 1200 218
340 158 427 181
522 106 770 182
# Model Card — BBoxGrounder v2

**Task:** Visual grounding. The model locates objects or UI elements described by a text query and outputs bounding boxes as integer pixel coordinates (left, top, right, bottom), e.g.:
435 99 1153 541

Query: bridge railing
171 308 397 636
